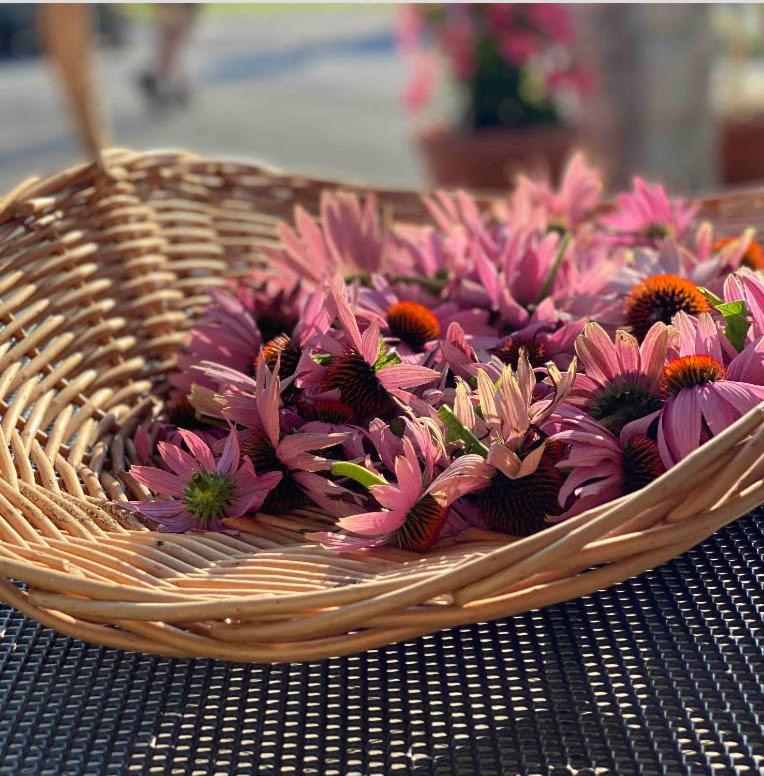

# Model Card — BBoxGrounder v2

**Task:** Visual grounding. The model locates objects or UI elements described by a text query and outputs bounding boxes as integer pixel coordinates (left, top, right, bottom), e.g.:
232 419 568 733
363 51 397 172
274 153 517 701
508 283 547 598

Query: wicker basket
0 148 762 663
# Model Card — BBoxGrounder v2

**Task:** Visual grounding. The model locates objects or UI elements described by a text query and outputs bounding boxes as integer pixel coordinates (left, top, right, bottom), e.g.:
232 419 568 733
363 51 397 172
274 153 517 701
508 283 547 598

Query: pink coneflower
252 283 333 385
266 192 385 285
356 275 493 359
474 228 562 325
623 273 711 341
715 235 764 271
605 237 725 302
568 321 675 435
692 221 756 273
489 297 584 370
200 357 360 517
657 311 764 465
321 436 492 551
170 287 261 396
510 152 603 230
125 428 282 532
545 406 665 518
599 177 698 244
449 353 576 535
316 278 440 419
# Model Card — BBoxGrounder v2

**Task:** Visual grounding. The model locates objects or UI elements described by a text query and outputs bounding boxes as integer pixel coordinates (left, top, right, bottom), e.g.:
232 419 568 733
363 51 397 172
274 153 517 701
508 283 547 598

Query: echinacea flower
599 177 697 244
314 277 439 420
568 321 676 435
449 352 576 535
722 235 764 270
356 275 493 360
657 311 764 465
693 221 757 273
320 436 492 552
195 356 360 517
489 297 584 370
125 428 282 532
544 405 665 518
623 273 710 341
170 287 261 396
510 152 602 230
266 192 385 285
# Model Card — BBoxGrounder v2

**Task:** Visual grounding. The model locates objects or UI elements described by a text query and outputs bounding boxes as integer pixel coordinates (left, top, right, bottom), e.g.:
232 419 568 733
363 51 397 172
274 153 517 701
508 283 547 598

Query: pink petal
426 455 493 503
368 483 413 512
154 511 197 533
360 320 382 367
157 441 198 479
177 430 216 471
658 390 701 465
196 361 257 392
230 464 282 516
276 433 349 468
330 276 364 352
337 510 406 537
129 466 187 497
124 499 187 518
255 357 281 449
216 428 240 476
377 364 439 391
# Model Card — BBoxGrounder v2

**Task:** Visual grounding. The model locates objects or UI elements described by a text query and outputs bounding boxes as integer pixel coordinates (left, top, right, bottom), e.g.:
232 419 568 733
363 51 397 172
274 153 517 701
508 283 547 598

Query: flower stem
535 232 571 305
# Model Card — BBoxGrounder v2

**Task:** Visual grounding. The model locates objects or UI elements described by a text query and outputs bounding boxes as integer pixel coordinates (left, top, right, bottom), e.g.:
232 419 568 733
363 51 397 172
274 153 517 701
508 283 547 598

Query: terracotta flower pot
416 123 578 190
721 114 764 185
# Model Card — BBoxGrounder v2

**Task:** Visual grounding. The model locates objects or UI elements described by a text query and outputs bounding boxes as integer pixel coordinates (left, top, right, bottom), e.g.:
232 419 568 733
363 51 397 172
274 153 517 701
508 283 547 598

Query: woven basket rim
0 148 762 663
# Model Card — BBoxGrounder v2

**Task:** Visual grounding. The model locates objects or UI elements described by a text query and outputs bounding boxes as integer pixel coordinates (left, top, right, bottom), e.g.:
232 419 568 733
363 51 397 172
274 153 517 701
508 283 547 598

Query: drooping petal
368 483 413 512
230 463 282 516
658 390 702 465
157 441 199 479
376 364 439 390
124 498 187 518
177 430 216 471
425 454 493 503
360 319 382 367
216 427 240 476
129 466 187 497
337 510 406 537
486 444 523 479
255 356 281 449
276 432 349 468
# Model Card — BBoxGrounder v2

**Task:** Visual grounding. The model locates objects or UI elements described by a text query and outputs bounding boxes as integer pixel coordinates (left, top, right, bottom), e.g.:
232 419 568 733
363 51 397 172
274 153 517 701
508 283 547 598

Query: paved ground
0 6 426 194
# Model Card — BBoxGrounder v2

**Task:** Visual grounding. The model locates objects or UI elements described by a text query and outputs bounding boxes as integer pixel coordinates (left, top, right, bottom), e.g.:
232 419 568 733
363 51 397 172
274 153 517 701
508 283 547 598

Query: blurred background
3 3 764 195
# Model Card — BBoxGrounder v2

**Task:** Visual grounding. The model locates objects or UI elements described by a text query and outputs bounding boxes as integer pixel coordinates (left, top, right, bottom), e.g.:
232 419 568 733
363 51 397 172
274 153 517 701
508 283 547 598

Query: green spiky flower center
182 470 235 524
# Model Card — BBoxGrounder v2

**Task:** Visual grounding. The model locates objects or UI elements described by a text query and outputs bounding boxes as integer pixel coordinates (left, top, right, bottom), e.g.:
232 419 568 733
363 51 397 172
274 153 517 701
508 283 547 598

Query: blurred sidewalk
0 5 424 193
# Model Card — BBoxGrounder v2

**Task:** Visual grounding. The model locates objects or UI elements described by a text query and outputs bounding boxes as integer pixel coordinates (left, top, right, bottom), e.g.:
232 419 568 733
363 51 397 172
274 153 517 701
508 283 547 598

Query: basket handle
38 4 108 170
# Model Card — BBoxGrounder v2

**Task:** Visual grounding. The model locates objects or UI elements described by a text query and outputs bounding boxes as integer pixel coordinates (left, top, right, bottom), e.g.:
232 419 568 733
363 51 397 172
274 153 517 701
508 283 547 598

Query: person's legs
140 3 200 107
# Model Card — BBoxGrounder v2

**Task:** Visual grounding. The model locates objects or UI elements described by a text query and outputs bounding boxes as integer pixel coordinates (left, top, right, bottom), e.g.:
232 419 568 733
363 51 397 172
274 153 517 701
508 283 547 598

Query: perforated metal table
0 511 762 775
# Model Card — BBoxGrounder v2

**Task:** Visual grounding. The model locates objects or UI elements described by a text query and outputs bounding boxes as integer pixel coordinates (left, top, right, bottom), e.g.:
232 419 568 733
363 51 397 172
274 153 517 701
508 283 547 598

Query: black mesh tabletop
0 512 762 776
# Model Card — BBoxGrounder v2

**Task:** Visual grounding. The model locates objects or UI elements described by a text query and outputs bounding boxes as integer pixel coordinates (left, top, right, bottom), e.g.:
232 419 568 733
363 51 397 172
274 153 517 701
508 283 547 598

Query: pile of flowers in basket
125 154 764 552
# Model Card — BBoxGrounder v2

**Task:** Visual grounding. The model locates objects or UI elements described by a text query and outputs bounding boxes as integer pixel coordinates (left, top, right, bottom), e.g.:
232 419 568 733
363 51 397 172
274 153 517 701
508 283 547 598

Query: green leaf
698 287 723 307
716 300 751 352
699 288 751 353
374 343 402 371
331 461 387 489
437 406 489 457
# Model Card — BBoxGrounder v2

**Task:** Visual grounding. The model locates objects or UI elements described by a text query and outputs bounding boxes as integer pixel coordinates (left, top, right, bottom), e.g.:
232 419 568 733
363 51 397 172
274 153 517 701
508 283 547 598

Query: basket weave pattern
0 149 762 662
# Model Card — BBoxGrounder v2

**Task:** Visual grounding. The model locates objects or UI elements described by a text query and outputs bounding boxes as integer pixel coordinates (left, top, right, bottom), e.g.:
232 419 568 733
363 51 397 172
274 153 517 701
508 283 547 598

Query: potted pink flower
399 3 590 188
